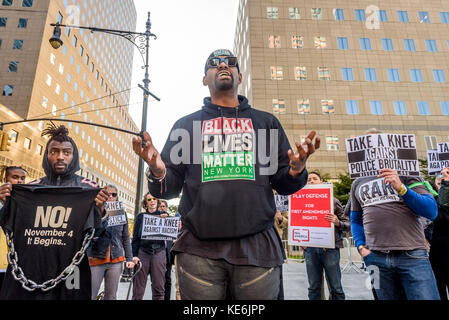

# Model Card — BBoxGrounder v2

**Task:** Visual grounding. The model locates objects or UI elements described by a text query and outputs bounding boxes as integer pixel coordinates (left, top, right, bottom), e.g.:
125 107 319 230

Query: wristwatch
358 245 366 252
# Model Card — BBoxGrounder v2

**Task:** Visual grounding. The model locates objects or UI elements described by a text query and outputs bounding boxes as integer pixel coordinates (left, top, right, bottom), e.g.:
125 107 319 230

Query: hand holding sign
132 131 166 179
378 169 402 191
95 187 109 209
0 182 12 203
288 130 320 177
442 167 449 180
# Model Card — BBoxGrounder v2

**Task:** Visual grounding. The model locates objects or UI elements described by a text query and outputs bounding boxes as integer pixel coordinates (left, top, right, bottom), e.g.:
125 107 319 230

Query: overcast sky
128 0 239 149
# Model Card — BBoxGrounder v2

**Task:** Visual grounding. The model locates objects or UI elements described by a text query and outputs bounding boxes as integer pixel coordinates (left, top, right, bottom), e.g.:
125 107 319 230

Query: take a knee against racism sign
345 133 419 179
288 184 335 248
427 142 449 176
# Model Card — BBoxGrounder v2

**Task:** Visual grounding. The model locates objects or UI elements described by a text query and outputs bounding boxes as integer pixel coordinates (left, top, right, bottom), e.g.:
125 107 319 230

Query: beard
214 74 235 91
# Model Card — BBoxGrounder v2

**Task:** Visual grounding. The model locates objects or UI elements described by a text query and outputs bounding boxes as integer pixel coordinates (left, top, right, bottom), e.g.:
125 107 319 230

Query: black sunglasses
207 56 238 69
109 193 117 197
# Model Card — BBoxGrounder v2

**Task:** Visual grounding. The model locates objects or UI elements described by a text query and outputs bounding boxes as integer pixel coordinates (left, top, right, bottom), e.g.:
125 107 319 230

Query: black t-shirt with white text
0 185 99 300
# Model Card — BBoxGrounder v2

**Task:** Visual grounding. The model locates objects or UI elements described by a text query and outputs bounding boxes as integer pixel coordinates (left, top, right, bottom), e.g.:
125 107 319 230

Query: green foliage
333 172 353 206
418 158 434 182
168 204 179 215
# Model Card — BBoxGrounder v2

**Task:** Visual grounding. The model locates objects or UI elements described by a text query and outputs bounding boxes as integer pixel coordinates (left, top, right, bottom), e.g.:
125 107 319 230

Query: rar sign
345 133 419 179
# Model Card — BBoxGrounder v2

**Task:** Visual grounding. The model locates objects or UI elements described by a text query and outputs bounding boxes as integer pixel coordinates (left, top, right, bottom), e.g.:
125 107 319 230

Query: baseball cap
204 49 240 74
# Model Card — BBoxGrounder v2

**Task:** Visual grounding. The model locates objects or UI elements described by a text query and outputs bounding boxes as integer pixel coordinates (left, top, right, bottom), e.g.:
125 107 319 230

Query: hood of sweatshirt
42 137 81 185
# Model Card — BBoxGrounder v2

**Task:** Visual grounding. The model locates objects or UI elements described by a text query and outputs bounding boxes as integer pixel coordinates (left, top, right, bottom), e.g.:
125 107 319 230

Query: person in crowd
350 158 440 299
88 184 134 300
0 124 108 299
131 193 167 300
303 171 349 300
132 48 320 299
0 166 27 289
158 199 174 300
430 167 449 300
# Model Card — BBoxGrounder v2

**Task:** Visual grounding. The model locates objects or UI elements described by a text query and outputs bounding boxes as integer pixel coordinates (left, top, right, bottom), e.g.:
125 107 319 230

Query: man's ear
202 75 208 86
238 72 242 84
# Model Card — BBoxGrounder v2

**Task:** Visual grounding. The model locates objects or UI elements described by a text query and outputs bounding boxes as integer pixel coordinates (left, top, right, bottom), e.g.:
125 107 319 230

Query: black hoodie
148 96 308 240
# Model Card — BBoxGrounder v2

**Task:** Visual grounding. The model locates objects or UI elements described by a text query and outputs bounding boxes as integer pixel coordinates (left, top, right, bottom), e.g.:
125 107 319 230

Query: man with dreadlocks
0 124 108 299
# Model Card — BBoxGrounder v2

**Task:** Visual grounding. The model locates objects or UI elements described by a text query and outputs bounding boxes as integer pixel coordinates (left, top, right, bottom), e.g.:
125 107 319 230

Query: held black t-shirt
0 185 99 300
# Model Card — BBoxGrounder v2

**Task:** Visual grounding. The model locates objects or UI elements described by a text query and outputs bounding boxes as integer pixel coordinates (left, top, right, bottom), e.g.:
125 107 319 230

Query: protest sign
288 184 335 248
141 215 180 241
345 133 419 179
427 150 441 176
437 142 449 171
104 201 127 227
274 194 289 212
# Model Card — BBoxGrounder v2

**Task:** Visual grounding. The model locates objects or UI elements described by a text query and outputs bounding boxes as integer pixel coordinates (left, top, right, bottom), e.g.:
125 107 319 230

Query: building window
424 136 437 150
13 40 23 49
10 130 18 142
266 7 278 19
365 68 377 81
50 53 55 64
291 35 303 49
0 17 7 27
46 74 52 86
297 99 310 114
318 67 330 80
404 39 416 51
2 85 13 96
18 18 28 28
8 61 18 72
355 9 366 21
440 101 449 115
410 69 423 82
378 10 388 22
433 69 446 83
337 37 349 50
425 39 438 52
387 68 400 82
42 96 48 108
289 8 300 19
272 98 286 114
311 8 322 20
398 10 409 22
341 68 354 81
72 35 77 47
440 12 449 24
270 66 283 80
394 101 407 115
314 36 326 49
23 137 31 150
360 38 371 50
22 0 33 7
346 100 359 114
79 45 83 56
321 100 335 114
417 101 430 115
334 8 344 21
268 35 280 48
418 11 430 23
294 66 307 80
85 54 89 65
36 144 43 155
370 100 383 115
382 38 394 51
326 136 339 150
2 0 13 6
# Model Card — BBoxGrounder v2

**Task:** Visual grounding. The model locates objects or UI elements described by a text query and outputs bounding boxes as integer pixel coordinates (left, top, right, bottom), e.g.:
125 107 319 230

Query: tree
418 158 435 182
333 172 353 206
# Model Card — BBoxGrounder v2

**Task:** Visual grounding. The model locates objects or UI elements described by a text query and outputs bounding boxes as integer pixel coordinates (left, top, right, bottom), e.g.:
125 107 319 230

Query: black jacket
88 215 133 262
148 95 308 240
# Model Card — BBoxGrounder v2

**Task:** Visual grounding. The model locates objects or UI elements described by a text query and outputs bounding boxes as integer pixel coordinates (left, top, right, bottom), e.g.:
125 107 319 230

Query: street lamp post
50 12 159 216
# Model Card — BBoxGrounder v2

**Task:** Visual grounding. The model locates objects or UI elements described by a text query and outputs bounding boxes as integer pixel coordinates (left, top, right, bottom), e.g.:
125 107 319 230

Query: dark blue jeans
364 249 440 300
176 252 280 300
304 247 345 300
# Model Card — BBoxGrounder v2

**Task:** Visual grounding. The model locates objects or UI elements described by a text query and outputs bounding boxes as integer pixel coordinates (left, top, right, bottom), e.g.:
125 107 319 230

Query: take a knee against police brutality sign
345 133 419 179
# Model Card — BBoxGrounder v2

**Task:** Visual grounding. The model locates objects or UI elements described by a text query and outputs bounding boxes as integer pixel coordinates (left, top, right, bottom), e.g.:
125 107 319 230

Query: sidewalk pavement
113 260 374 300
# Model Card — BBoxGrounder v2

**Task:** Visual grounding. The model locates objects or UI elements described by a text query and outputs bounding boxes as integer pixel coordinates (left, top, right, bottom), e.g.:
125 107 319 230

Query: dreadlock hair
0 165 26 183
41 123 71 143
